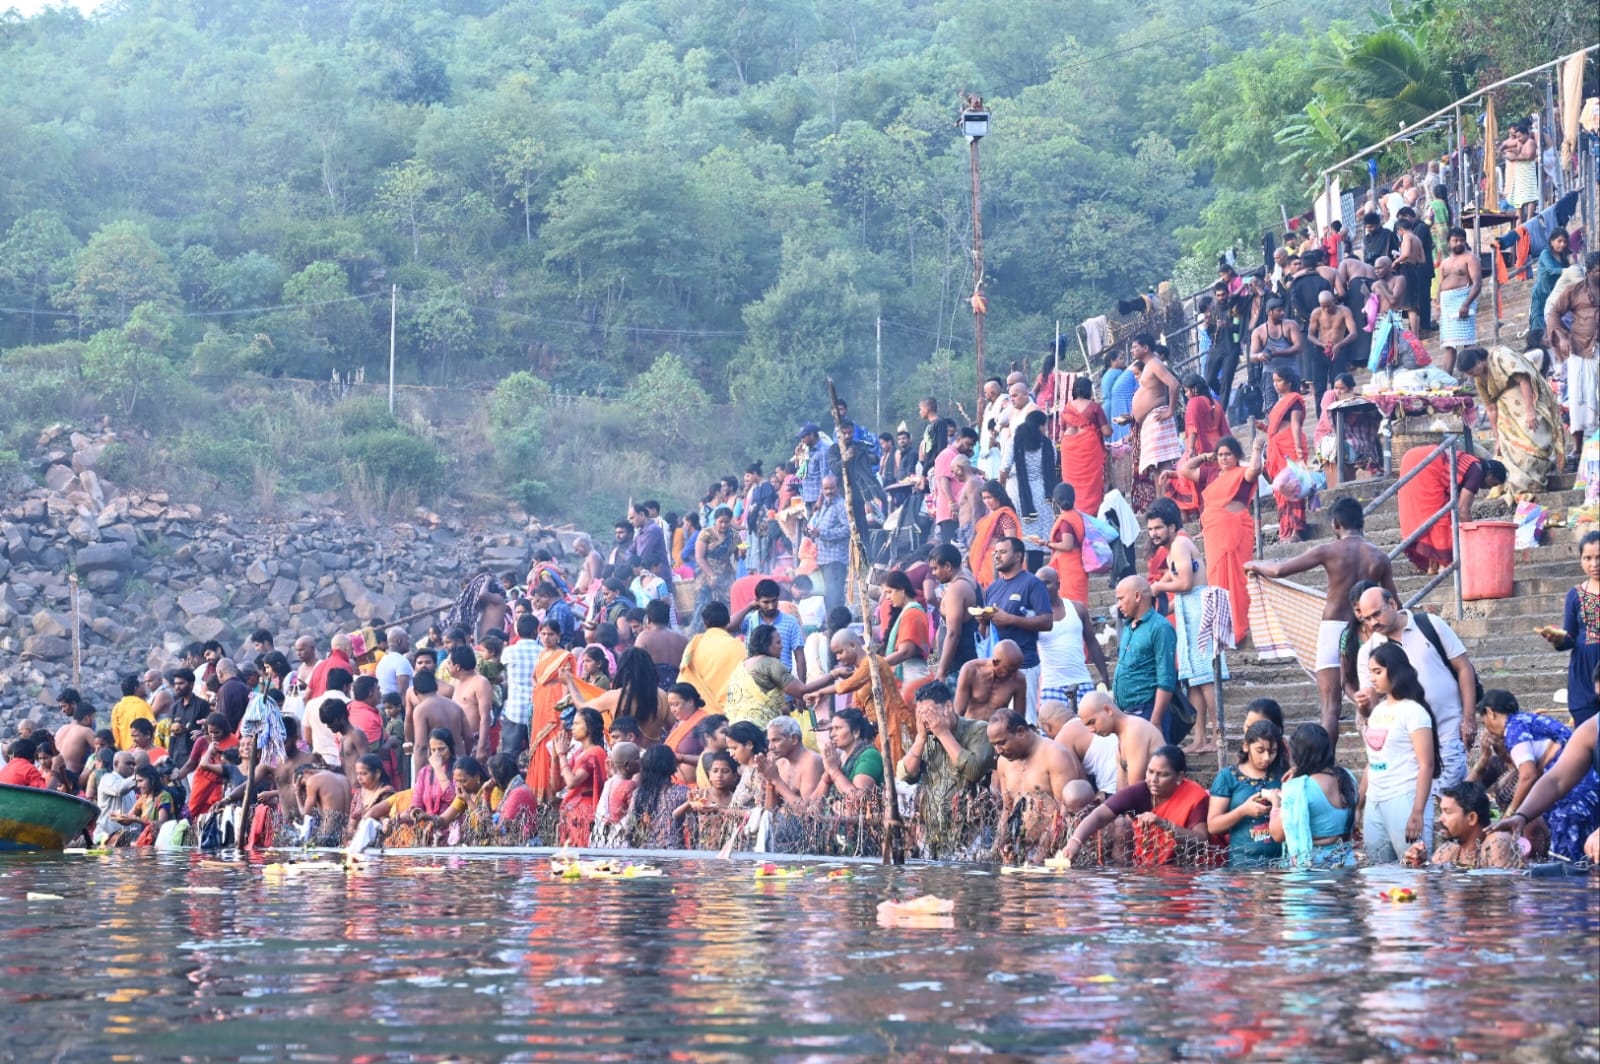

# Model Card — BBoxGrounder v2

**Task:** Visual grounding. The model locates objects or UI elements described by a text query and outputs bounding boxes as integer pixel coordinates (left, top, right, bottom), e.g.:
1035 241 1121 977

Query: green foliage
54 222 178 329
342 428 446 499
486 371 553 510
623 352 711 447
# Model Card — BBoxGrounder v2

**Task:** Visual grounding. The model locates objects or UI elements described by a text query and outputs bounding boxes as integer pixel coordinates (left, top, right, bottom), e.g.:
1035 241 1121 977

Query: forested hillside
0 0 1586 523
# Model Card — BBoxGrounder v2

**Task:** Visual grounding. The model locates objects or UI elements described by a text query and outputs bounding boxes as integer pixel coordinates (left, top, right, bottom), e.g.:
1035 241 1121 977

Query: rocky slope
0 424 561 732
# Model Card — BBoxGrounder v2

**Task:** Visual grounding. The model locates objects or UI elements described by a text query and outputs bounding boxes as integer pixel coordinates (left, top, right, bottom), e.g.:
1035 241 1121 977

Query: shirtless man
293 636 317 693
1076 691 1162 791
1129 334 1183 474
1308 290 1358 376
1244 495 1397 740
1249 299 1303 379
1547 253 1600 462
988 708 1084 805
144 670 172 722
319 698 371 784
1146 503 1218 753
756 715 825 810
1437 226 1483 347
1394 218 1427 337
1333 254 1376 300
635 599 688 688
953 640 1028 722
930 543 980 681
1372 256 1407 320
447 645 495 760
54 702 97 787
408 669 471 785
271 718 315 819
294 763 352 845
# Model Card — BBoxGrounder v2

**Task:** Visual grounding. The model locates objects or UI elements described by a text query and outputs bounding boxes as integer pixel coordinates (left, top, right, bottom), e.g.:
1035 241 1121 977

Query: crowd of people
5 143 1598 871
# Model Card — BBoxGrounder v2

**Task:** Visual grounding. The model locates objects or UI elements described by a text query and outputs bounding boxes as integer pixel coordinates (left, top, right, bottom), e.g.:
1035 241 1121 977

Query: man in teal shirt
1112 575 1178 741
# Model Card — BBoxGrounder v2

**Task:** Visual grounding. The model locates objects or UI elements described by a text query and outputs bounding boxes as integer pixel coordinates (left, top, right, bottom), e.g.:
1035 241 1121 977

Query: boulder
21 634 71 660
75 541 134 572
67 515 100 545
311 583 346 611
84 570 124 593
177 588 222 618
245 559 273 585
267 577 298 607
184 615 231 643
30 610 70 638
43 464 76 493
71 443 105 473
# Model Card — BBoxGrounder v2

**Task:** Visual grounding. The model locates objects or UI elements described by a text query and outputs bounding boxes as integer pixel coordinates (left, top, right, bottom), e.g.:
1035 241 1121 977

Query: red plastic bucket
1459 520 1516 600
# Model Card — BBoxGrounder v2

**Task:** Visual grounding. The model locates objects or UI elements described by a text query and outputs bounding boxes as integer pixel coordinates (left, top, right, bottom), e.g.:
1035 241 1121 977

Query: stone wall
0 424 564 732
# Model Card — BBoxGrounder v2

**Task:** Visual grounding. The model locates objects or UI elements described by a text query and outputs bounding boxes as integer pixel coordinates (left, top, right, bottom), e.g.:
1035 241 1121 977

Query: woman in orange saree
1044 483 1089 607
968 480 1020 587
1262 367 1309 543
1179 435 1264 643
528 619 576 801
1057 377 1109 516
1395 446 1507 573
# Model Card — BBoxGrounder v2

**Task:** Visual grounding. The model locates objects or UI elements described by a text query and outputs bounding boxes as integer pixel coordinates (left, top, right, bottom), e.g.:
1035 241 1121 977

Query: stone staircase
1090 270 1585 778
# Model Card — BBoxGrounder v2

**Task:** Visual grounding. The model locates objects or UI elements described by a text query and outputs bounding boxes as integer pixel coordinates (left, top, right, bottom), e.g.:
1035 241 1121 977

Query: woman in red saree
1163 374 1231 518
1057 377 1109 516
1395 446 1508 573
556 707 609 846
1261 367 1309 543
968 480 1020 587
1178 435 1264 643
1044 483 1089 607
1056 745 1225 867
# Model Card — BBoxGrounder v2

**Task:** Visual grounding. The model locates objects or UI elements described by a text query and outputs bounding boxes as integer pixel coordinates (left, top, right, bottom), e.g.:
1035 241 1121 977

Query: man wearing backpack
1352 586 1479 788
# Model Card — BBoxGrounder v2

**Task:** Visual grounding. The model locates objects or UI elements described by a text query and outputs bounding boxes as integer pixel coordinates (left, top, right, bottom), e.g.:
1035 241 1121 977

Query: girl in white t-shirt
1361 642 1441 862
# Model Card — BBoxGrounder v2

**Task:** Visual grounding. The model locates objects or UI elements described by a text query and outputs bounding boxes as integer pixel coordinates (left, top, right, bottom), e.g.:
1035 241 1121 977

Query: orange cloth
528 648 574 800
1057 401 1108 516
969 506 1020 587
1048 510 1089 606
1133 779 1223 867
664 707 708 785
1397 447 1479 571
835 655 915 771
1265 392 1308 541
1200 467 1254 641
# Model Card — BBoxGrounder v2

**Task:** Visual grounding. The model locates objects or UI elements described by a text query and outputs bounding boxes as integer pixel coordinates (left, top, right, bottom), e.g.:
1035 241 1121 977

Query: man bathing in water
953 640 1029 722
1076 691 1163 791
1244 495 1396 740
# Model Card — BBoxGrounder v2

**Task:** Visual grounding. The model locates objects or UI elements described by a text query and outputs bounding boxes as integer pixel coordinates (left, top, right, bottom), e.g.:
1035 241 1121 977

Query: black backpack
1414 612 1483 706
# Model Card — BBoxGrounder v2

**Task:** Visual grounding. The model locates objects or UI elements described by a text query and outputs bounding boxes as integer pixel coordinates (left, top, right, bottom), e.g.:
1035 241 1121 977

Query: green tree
0 209 79 345
54 221 178 331
81 302 178 419
623 352 711 448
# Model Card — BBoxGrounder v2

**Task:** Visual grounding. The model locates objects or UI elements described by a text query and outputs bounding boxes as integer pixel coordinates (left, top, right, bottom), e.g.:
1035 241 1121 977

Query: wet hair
1051 482 1077 511
992 708 1029 733
1215 436 1244 460
668 683 705 711
832 707 877 743
57 687 81 706
882 570 914 595
913 680 954 705
724 720 768 755
574 707 606 745
1329 496 1364 532
487 753 519 790
356 753 390 788
633 744 682 815
412 669 438 696
427 727 456 760
1146 498 1182 530
700 602 731 630
747 624 780 659
319 697 351 729
1273 366 1302 391
1240 719 1288 777
1441 780 1491 827
645 599 670 625
1150 744 1187 775
1475 688 1519 717
1368 642 1440 778
454 756 486 785
1244 698 1284 730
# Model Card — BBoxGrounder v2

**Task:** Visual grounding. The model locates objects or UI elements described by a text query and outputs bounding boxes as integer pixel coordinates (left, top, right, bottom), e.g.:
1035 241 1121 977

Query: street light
959 94 989 413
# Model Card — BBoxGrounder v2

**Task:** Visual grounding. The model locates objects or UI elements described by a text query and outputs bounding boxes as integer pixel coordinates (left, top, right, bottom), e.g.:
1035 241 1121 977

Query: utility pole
388 284 397 415
959 95 990 414
875 315 882 430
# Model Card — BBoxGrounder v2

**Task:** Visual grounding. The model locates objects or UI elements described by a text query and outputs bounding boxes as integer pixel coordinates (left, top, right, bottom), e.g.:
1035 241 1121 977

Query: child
381 692 407 785
678 750 739 848
591 742 641 846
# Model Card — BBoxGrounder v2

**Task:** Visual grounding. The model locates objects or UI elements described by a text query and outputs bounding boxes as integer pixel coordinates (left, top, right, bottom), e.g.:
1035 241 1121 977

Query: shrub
343 428 444 499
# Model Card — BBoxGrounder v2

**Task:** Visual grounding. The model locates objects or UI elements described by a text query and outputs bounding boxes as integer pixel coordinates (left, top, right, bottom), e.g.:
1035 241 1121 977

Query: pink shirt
931 444 960 522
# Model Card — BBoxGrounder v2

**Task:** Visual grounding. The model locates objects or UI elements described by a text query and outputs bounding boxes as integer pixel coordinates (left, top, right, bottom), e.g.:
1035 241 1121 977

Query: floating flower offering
754 863 807 879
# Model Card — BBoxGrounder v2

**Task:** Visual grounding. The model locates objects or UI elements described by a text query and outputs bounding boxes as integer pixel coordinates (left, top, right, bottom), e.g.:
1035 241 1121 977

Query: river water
2 850 1596 1062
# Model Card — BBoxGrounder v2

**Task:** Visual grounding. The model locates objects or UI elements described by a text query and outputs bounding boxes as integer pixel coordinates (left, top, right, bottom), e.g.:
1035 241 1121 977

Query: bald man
1039 700 1120 796
988 708 1084 806
953 640 1029 722
1307 289 1357 374
1111 576 1179 740
1077 691 1163 791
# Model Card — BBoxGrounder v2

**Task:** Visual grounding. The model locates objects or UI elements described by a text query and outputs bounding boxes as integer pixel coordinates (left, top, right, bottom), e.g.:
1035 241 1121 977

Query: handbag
1165 687 1198 745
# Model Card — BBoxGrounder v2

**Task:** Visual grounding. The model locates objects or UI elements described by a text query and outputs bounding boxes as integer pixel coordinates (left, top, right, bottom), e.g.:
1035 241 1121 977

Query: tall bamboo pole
827 378 904 865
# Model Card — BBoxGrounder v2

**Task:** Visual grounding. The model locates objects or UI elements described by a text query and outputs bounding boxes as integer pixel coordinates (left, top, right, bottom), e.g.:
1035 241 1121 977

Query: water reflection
0 853 1595 1061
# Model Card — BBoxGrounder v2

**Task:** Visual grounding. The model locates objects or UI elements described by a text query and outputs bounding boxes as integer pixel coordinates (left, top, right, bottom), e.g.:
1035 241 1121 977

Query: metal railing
1363 434 1466 618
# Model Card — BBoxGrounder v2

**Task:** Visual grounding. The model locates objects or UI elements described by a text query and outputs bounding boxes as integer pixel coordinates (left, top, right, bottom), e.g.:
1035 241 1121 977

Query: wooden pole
827 377 904 865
